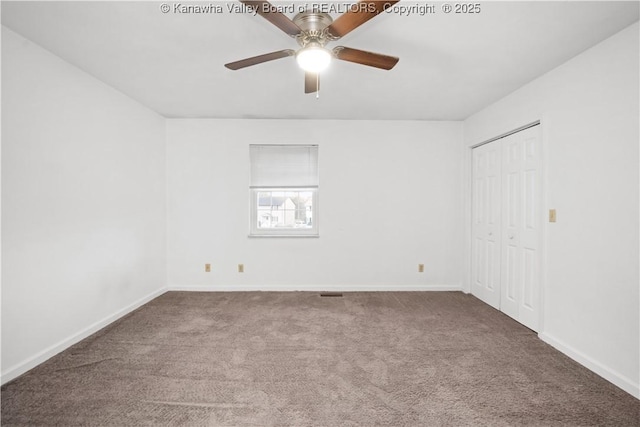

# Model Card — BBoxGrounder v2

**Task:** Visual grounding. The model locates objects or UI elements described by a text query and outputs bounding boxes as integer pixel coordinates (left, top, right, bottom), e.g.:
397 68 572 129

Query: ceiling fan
224 0 400 94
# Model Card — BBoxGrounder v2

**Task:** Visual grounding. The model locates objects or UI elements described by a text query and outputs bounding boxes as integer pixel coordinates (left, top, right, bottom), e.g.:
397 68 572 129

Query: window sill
248 234 319 238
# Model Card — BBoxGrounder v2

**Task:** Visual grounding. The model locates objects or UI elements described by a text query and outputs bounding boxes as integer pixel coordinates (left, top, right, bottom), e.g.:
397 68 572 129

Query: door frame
464 120 548 334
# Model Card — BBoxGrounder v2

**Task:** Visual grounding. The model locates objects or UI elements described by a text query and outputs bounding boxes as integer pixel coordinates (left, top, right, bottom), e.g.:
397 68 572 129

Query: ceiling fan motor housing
293 11 335 47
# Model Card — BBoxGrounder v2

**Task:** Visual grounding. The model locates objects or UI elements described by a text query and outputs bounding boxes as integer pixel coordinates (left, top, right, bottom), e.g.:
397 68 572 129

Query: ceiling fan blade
305 72 319 94
326 1 399 39
333 46 399 70
240 1 302 36
225 49 295 70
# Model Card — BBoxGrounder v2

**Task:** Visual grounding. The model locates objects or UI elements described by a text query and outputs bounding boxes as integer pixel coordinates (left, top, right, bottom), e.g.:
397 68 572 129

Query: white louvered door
471 125 542 331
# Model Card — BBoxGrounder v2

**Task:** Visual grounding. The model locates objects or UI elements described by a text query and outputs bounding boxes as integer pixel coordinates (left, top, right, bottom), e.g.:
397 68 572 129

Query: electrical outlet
205 263 211 272
238 264 244 273
418 264 425 273
549 209 557 223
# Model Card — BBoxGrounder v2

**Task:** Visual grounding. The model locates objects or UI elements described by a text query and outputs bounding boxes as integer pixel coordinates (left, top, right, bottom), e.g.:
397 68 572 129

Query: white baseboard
1 284 459 384
8 286 633 403
169 284 464 292
1 287 169 385
539 332 639 399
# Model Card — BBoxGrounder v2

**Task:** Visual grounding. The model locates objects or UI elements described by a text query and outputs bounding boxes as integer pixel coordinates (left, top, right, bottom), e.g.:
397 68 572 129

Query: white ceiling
2 1 638 120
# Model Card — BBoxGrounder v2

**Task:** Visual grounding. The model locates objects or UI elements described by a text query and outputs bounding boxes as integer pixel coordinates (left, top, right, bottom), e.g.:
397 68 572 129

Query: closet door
471 125 542 331
500 126 541 331
471 141 502 309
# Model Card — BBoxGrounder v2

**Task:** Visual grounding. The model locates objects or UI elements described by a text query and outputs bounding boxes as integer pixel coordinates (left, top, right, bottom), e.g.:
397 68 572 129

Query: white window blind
250 144 319 188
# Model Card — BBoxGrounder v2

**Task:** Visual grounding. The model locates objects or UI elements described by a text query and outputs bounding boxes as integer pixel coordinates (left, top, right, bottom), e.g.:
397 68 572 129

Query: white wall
1 27 167 383
464 22 639 397
167 119 463 291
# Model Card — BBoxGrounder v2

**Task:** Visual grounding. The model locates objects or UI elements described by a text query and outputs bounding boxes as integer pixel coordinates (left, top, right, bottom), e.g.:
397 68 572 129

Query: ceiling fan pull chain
316 74 320 99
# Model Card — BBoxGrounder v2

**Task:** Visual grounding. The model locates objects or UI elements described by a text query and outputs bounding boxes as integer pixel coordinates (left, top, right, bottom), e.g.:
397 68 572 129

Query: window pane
256 190 313 229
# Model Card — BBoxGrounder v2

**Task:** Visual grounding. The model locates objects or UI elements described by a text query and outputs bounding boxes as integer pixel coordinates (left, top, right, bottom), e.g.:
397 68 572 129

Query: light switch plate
549 209 557 223
205 263 211 272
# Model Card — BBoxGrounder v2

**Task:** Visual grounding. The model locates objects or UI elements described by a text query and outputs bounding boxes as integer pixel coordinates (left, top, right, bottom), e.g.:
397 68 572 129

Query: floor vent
320 292 343 297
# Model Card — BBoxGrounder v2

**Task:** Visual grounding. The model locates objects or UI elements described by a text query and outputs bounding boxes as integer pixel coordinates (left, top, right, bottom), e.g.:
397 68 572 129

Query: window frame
249 144 319 237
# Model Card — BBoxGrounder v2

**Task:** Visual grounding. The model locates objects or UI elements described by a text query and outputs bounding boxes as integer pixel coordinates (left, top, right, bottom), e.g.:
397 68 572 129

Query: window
249 144 319 236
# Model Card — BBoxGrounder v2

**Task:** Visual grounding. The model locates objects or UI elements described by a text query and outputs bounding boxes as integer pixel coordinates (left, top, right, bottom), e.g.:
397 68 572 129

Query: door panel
471 142 501 309
525 170 536 229
487 240 497 291
523 248 536 309
517 127 542 331
500 134 522 320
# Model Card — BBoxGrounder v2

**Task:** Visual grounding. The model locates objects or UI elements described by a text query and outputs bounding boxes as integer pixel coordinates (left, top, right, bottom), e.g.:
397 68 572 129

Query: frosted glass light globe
296 46 332 73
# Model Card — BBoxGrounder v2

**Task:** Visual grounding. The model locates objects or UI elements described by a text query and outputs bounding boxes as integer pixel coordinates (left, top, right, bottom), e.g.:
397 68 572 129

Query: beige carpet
2 291 639 426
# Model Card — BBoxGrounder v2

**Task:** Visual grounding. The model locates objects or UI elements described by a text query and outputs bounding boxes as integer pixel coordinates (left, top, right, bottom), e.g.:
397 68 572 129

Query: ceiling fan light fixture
296 44 332 73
